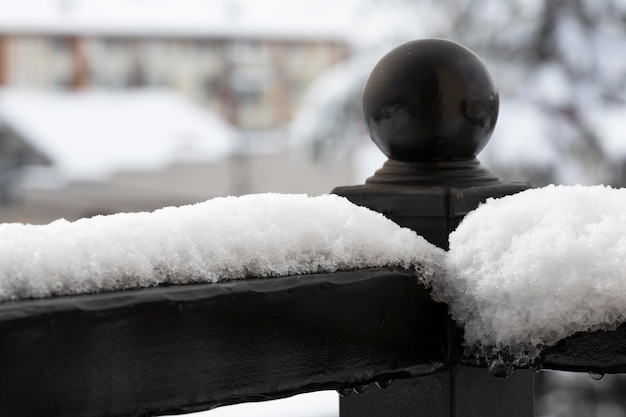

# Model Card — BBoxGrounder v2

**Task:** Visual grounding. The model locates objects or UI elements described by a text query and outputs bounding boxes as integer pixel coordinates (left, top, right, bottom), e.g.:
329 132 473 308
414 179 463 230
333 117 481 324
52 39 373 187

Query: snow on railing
444 184 626 359
0 193 443 301
6 183 626 371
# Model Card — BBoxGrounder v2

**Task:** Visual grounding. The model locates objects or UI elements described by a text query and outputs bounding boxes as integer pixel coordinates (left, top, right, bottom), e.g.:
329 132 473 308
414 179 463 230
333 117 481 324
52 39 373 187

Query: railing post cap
362 38 498 162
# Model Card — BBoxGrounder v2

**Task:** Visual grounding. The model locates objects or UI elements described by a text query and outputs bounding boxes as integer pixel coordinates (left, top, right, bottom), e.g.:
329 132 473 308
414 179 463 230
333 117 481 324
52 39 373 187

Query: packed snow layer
441 185 626 356
0 193 444 301
4 186 626 360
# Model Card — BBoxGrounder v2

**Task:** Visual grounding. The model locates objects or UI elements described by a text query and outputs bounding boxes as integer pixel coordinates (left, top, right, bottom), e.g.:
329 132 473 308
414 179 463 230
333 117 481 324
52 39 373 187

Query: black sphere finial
363 39 498 162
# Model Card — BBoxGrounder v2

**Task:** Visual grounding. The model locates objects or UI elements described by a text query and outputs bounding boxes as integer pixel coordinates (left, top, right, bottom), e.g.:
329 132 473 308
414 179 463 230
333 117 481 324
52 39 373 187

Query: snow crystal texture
5 185 626 359
0 194 443 301
442 185 626 355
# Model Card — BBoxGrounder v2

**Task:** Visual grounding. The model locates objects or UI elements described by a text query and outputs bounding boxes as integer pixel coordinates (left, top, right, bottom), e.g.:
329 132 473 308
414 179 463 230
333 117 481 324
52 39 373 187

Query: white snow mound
0 193 444 301
442 184 626 354
5 185 626 360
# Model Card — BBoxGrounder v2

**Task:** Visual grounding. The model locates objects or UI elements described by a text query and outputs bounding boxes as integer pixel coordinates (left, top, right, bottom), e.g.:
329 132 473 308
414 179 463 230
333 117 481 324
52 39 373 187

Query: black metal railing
1 38 623 417
333 38 534 417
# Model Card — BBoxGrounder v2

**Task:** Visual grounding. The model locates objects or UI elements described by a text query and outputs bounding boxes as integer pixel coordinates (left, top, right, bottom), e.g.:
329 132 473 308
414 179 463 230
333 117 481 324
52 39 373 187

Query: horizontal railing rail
0 268 447 417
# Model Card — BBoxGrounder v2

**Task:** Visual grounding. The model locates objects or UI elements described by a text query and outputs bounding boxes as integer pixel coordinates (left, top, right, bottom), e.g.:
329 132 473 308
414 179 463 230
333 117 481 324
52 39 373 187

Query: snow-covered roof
0 88 235 187
0 0 358 42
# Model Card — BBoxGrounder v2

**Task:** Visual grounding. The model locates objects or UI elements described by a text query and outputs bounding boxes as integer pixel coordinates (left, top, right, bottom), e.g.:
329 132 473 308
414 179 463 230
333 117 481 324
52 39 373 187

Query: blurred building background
0 0 357 223
0 24 347 129
1 0 626 416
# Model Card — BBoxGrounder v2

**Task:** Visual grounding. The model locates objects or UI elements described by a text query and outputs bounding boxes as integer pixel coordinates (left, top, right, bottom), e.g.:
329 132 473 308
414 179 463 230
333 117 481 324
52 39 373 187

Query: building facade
0 31 349 129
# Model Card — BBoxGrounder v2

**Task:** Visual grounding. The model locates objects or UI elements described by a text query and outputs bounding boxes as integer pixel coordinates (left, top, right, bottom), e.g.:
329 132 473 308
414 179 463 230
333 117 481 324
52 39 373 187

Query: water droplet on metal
375 379 393 389
589 372 605 381
515 355 531 368
353 384 368 394
378 307 386 323
336 388 352 397
488 358 512 378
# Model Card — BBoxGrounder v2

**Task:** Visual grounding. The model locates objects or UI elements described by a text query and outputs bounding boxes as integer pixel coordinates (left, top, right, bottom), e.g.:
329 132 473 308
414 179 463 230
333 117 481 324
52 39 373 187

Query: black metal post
333 39 534 417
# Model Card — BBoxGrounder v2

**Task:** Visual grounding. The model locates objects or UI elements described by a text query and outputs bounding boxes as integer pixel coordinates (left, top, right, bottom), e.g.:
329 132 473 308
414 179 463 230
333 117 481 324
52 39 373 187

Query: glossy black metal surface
0 267 447 417
539 323 626 374
334 182 529 250
365 158 500 187
362 39 498 162
336 38 534 417
335 38 529 249
341 366 535 417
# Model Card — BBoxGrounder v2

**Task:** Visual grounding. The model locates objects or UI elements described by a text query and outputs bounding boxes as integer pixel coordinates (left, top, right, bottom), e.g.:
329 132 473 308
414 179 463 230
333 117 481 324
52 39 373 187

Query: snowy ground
167 392 338 417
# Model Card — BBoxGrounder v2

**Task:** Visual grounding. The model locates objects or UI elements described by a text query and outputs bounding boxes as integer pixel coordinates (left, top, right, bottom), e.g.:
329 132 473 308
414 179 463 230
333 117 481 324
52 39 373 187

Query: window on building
50 37 69 53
